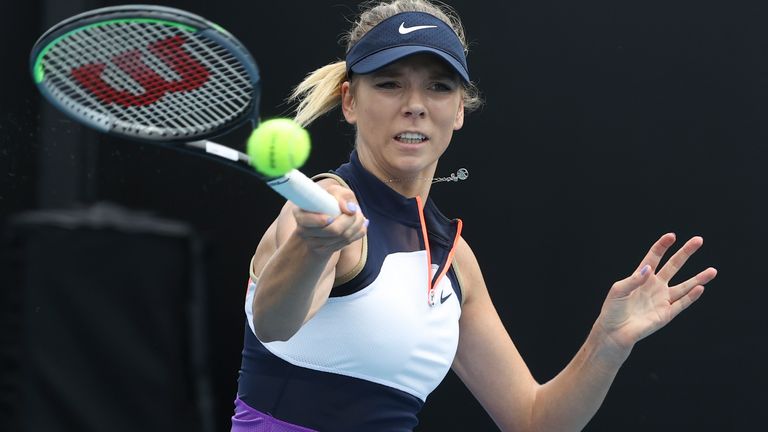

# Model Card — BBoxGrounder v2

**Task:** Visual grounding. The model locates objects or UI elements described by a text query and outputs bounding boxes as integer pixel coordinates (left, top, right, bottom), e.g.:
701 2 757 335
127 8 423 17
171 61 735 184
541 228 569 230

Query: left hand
595 233 718 353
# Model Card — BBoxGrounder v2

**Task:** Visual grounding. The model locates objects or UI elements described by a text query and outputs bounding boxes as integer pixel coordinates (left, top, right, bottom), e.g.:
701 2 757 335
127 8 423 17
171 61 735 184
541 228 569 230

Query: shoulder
313 171 350 188
454 236 481 275
452 236 486 305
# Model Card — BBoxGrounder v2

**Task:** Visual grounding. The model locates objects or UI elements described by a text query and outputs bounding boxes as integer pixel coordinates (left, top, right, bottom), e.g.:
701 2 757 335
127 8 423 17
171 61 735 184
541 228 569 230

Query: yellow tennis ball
247 118 311 177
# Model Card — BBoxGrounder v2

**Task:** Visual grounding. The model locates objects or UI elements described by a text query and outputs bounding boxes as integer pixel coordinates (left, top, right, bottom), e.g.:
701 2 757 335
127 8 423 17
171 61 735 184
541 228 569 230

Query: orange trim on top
432 218 463 293
415 196 464 306
415 196 433 305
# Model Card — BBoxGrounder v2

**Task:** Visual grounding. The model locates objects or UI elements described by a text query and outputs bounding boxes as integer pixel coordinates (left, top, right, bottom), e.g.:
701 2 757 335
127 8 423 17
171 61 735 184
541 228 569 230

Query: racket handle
267 169 341 217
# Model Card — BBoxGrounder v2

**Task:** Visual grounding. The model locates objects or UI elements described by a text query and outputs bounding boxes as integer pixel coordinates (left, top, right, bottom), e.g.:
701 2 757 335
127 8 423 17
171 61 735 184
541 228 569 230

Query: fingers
331 185 362 217
656 236 704 283
668 284 706 320
293 184 361 228
668 267 717 303
635 233 677 273
292 184 368 252
610 263 654 298
295 210 367 252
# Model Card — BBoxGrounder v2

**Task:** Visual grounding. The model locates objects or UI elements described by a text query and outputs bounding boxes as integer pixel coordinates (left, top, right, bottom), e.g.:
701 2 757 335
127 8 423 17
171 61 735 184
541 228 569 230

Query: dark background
2 0 766 430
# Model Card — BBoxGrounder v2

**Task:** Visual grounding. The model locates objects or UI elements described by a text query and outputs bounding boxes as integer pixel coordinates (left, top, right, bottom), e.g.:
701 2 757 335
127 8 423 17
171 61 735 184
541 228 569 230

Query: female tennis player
232 1 717 430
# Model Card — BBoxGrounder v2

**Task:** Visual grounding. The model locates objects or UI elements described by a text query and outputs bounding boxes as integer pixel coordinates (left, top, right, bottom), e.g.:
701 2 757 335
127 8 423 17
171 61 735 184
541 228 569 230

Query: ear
453 98 465 130
341 81 356 125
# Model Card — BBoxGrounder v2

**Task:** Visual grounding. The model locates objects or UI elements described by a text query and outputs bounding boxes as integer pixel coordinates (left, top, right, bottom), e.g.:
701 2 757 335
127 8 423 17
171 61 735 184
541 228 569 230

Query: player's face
341 54 464 183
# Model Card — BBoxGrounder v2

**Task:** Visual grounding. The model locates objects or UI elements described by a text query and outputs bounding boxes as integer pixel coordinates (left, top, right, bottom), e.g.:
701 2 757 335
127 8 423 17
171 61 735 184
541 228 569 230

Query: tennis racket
30 4 341 216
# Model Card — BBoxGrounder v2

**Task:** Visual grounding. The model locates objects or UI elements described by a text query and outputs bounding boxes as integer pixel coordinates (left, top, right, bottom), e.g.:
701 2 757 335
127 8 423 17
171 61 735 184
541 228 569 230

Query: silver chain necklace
385 168 469 184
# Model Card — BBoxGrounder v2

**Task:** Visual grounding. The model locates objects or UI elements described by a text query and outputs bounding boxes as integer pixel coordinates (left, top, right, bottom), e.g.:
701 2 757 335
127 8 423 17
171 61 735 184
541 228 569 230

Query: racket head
30 4 261 142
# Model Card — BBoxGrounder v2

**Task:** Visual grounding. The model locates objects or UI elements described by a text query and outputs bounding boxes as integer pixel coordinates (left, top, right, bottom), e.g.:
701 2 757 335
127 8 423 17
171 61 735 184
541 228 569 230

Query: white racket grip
266 169 341 216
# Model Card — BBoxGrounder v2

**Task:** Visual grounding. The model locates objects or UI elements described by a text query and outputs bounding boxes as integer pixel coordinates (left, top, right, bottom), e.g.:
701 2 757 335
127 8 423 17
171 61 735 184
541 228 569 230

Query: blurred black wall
1 0 766 430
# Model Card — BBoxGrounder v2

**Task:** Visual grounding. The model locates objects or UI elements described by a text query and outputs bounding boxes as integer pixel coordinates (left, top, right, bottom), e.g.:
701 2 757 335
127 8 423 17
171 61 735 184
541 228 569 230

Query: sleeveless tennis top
237 150 464 431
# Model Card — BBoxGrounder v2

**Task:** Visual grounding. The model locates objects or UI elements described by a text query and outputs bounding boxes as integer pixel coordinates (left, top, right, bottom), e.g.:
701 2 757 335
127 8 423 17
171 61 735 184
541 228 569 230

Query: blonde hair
289 0 482 127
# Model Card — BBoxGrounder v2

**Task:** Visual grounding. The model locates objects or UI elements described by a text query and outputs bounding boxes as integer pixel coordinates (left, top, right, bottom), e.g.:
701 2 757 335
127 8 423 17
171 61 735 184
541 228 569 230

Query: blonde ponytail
289 61 347 128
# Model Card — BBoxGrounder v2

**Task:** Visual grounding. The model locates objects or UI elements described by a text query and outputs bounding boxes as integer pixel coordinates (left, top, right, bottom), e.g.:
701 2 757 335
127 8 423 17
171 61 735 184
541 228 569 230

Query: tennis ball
247 118 311 177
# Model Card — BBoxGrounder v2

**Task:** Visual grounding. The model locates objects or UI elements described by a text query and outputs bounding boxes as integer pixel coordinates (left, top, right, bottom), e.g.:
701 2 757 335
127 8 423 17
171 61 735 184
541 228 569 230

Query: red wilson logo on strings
70 35 210 107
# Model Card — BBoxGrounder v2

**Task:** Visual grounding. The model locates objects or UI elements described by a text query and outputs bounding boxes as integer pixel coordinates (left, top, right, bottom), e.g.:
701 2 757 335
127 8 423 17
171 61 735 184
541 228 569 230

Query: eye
429 81 455 92
375 81 399 89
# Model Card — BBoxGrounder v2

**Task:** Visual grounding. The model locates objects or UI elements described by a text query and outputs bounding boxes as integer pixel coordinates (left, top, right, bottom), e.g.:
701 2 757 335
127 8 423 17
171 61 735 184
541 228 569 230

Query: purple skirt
231 396 317 432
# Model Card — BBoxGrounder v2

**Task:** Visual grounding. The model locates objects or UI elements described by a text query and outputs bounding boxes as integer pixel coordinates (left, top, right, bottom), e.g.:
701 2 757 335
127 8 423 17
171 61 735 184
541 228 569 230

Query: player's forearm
251 232 335 342
529 325 632 432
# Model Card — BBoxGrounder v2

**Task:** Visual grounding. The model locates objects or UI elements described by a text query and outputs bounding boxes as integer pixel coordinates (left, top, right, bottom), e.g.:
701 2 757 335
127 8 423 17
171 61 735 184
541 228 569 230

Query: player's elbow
251 316 299 343
254 330 291 343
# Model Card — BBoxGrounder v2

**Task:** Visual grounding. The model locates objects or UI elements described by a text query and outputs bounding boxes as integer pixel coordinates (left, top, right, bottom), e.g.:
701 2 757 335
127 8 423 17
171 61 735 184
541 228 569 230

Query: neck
355 147 436 199
386 176 434 199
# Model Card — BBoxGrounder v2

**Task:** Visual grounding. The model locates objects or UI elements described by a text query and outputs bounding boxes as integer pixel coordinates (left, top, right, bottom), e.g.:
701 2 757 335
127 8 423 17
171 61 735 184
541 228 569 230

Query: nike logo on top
399 23 438 34
440 291 452 304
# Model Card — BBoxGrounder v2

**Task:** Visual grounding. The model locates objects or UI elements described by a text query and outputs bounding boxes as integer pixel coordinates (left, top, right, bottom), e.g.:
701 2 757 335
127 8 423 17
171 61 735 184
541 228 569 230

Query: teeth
396 132 427 143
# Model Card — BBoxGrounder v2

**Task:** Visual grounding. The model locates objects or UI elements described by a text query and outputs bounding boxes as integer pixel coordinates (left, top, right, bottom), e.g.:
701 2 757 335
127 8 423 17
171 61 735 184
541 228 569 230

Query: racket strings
41 21 254 139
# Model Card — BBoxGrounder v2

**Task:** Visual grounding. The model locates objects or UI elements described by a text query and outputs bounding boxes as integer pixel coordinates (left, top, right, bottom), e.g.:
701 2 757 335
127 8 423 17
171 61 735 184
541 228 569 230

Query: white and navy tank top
237 150 464 431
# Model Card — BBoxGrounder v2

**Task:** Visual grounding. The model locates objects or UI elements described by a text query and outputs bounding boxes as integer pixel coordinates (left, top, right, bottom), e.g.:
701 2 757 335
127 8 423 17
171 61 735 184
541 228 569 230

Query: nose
403 89 426 118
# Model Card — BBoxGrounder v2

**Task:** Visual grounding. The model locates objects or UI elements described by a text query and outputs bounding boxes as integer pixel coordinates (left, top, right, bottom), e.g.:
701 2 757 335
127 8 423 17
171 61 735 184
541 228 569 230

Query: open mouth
395 132 429 144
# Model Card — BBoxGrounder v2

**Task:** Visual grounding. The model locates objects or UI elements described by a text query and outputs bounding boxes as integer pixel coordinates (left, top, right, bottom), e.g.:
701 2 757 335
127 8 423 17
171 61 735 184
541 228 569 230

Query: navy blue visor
345 11 469 82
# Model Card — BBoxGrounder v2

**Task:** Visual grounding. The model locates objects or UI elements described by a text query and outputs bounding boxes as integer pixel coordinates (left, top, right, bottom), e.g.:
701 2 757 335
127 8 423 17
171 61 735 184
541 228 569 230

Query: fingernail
640 265 650 276
364 219 370 228
346 202 358 212
326 217 335 225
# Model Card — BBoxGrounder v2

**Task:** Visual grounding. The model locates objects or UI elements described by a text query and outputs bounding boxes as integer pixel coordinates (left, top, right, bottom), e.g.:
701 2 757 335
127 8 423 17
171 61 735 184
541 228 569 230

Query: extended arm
250 181 367 342
453 234 717 431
